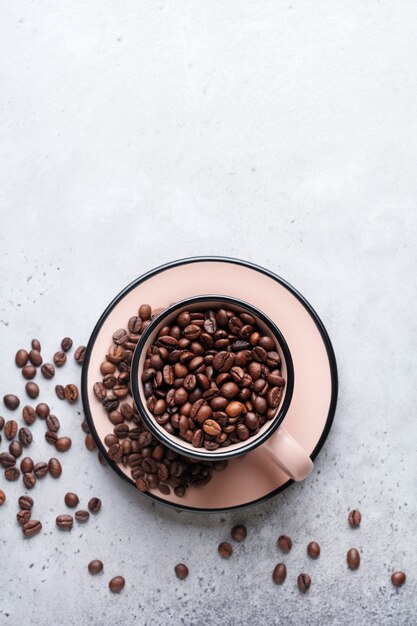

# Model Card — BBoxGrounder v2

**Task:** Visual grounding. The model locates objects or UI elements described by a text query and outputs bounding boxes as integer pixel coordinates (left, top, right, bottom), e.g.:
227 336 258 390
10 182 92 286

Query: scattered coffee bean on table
22 406 37 426
218 542 233 558
46 414 60 432
174 564 189 579
348 510 361 528
22 364 37 380
45 431 58 445
36 403 50 418
17 509 31 525
0 452 16 467
231 525 247 542
88 497 101 513
88 560 104 575
53 351 67 367
65 492 79 507
18 495 33 510
5 466 20 480
25 383 39 400
19 427 33 447
75 510 90 523
34 462 49 478
55 436 72 452
15 349 29 367
64 384 79 402
85 433 96 451
277 535 292 553
272 563 287 584
20 457 34 473
29 350 42 366
9 440 23 458
0 416 4 430
3 394 20 410
48 458 62 478
23 472 36 489
307 542 320 559
56 514 73 530
391 571 406 587
41 363 55 379
61 337 73 352
0 489 6 505
297 573 311 592
347 548 360 570
4 420 18 440
31 339 41 351
109 576 125 593
23 519 42 538
74 346 86 364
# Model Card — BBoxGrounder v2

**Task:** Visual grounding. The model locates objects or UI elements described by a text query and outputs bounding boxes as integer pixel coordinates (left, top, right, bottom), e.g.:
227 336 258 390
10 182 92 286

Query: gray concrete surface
1 1 417 624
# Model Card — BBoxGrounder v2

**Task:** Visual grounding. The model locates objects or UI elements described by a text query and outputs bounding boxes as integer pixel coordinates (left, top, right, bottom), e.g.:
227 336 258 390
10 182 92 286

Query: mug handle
262 426 313 481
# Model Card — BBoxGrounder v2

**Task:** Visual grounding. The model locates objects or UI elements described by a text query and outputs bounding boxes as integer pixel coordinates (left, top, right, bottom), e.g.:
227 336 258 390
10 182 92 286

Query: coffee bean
15 349 29 367
4 420 18 440
5 466 20 480
64 492 79 507
272 563 287 584
109 576 125 593
55 437 71 452
139 303 152 320
61 337 73 352
307 542 320 559
64 384 78 402
297 573 311 592
218 542 233 558
0 452 16 468
29 350 42 366
277 535 292 553
225 401 245 418
36 402 50 418
75 509 90 522
391 571 406 587
23 472 36 488
21 406 36 426
231 525 247 542
56 514 73 530
22 364 37 380
46 414 60 432
34 462 48 478
20 457 34 473
136 477 149 492
0 490 6 505
203 420 222 437
88 560 104 575
174 564 189 579
348 509 362 528
45 431 58 445
31 339 41 351
48 458 62 478
19 427 33 447
18 495 33 510
17 509 31 525
25 383 39 400
88 497 101 513
3 394 20 410
74 346 86 364
41 363 55 379
9 440 23 458
0 416 4 430
55 385 65 400
347 548 360 570
53 351 67 367
22 519 42 538
85 433 96 450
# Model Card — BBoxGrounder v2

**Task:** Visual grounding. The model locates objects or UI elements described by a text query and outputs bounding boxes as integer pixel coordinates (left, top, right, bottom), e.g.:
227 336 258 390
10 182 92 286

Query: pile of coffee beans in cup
142 306 286 450
94 304 227 496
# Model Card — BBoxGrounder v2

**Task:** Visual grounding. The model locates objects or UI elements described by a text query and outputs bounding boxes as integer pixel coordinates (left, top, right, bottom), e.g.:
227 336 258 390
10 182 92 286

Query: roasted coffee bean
272 563 287 584
85 433 96 450
9 440 23 458
225 401 245 417
75 509 90 522
266 370 285 387
74 346 86 363
139 303 152 320
64 384 78 402
4 420 18 440
307 542 320 559
0 490 5 505
218 542 233 558
25 383 39 400
55 437 71 452
136 477 148 492
231 525 247 542
88 497 101 513
20 457 33 473
36 402 50 418
19 495 33 510
277 535 292 553
56 514 73 530
17 509 31 525
203 420 221 437
88 560 104 575
22 406 36 426
48 458 62 478
100 361 115 375
53 351 67 367
29 349 42 366
113 329 129 345
22 519 42 538
0 416 4 430
5 466 20 480
297 573 311 592
347 548 360 570
109 576 125 593
41 363 55 379
81 419 90 433
64 492 79 507
94 382 107 399
22 364 37 379
45 431 58 445
19 427 33 447
3 394 20 410
16 349 29 367
46 414 60 432
30 339 41 351
174 563 189 579
391 571 406 587
348 509 362 528
23 472 36 488
34 462 48 478
0 452 16 468
61 337 73 352
55 385 66 400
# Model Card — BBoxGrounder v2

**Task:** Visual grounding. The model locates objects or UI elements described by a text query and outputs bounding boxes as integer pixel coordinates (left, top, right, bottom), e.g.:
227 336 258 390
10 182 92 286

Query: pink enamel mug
130 295 313 482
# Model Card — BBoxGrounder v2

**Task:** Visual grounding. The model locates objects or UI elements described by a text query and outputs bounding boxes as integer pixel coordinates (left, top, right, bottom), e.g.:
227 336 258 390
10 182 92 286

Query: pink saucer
82 257 337 512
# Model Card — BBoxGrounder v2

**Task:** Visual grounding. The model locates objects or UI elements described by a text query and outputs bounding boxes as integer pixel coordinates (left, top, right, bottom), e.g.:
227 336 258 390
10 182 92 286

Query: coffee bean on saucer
56 514 73 530
88 497 101 513
29 350 42 366
88 560 103 575
55 437 71 452
23 519 42 538
4 420 18 440
31 339 41 351
231 525 247 542
75 510 89 523
9 440 23 458
74 346 86 364
36 403 50 418
174 564 189 579
391 571 406 587
3 394 20 410
20 457 34 473
18 495 33 510
17 509 32 525
64 384 78 402
5 466 20 481
22 364 37 380
306 541 320 558
0 489 6 505
55 385 66 400
139 304 152 320
218 542 233 558
41 363 55 379
277 535 292 553
297 573 311 592
25 383 39 400
15 349 29 367
272 563 287 584
348 510 362 528
23 472 36 489
109 576 125 593
61 337 73 352
48 458 62 478
53 351 67 367
64 492 79 508
34 462 48 478
347 548 360 570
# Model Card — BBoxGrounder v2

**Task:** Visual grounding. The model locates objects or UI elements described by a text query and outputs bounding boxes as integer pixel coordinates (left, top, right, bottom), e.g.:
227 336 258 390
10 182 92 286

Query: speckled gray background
1 1 417 624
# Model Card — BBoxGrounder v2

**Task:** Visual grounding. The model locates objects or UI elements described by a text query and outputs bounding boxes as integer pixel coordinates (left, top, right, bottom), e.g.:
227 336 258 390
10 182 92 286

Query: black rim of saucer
81 256 338 513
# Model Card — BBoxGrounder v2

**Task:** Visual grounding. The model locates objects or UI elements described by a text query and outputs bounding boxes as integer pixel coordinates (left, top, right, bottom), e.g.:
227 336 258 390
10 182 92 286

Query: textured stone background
1 1 417 624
